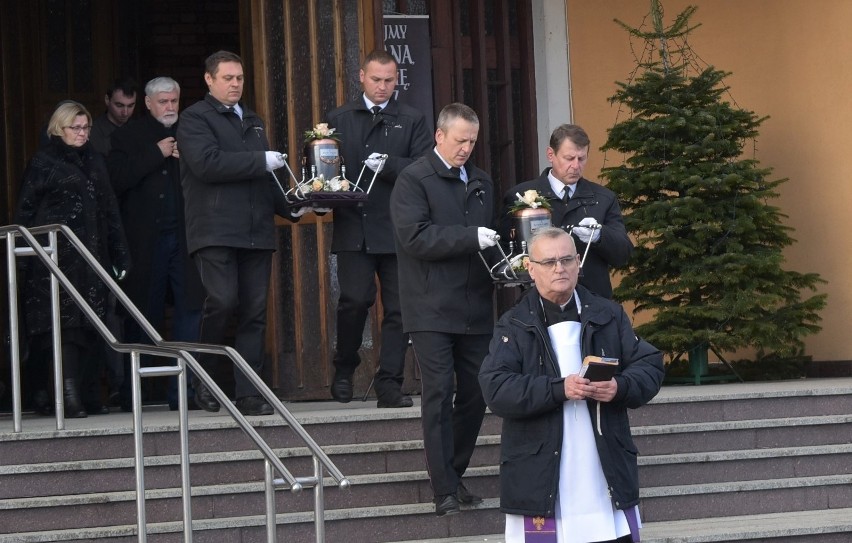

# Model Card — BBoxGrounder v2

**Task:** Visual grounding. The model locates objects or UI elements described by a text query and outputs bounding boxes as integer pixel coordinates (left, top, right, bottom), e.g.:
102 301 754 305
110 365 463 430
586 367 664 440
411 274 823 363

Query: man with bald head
479 227 663 543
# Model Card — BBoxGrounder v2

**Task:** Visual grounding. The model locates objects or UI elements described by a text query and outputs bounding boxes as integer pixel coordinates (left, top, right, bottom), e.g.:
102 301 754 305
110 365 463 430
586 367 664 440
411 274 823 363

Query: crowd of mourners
11 48 663 541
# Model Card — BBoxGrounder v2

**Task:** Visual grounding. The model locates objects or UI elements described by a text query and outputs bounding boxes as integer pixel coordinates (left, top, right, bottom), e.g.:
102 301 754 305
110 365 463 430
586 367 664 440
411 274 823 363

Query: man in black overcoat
108 76 203 411
502 124 632 298
326 49 432 407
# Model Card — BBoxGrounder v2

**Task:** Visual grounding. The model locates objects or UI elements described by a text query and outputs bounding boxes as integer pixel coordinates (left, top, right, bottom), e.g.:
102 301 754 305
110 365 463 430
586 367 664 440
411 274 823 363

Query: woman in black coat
15 101 130 417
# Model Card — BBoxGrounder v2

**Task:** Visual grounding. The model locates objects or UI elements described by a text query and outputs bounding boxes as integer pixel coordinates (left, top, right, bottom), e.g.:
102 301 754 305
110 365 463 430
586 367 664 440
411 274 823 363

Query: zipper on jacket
511 316 560 377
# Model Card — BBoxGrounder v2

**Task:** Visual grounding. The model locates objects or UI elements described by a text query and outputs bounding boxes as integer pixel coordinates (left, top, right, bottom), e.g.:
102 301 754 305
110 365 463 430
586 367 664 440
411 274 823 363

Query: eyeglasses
528 255 577 270
64 125 91 134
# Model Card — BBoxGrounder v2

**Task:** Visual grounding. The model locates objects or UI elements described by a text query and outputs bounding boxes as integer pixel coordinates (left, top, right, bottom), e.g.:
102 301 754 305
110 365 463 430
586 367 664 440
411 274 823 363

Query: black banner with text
383 15 434 132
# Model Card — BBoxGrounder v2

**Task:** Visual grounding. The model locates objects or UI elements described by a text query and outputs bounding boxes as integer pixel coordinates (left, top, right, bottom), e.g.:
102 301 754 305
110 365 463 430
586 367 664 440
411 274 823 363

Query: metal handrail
3 223 350 542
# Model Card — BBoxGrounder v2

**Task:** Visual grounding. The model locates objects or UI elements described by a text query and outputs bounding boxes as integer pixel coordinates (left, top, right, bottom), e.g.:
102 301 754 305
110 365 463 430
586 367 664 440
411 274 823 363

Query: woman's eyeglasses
64 125 91 134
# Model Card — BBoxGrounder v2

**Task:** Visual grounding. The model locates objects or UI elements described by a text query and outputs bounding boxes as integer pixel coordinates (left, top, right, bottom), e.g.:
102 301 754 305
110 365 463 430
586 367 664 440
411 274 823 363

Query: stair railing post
131 349 148 542
48 230 65 428
313 456 325 543
265 459 277 543
177 354 193 543
6 232 23 433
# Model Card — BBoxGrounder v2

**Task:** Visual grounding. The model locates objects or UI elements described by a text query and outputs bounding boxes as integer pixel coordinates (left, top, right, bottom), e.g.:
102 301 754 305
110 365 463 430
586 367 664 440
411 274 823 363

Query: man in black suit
391 103 499 516
503 124 632 298
326 50 432 407
108 76 203 411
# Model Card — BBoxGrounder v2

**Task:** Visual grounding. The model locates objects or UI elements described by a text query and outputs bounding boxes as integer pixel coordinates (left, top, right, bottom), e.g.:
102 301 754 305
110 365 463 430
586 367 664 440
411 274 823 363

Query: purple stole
523 516 557 542
523 508 640 542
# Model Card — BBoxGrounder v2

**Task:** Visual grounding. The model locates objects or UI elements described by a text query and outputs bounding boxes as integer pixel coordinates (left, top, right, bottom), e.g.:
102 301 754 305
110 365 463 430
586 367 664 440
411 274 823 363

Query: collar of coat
425 150 485 183
529 169 594 202
204 93 260 123
512 285 610 330
362 97 400 118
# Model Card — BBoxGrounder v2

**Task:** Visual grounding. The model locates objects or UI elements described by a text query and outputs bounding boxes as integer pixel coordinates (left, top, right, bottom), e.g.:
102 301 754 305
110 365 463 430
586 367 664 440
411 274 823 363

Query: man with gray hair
108 76 203 411
391 102 499 517
480 227 663 543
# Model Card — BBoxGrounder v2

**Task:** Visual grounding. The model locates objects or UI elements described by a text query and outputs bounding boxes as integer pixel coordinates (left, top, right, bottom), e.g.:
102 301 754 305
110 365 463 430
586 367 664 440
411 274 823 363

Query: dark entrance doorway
0 0 539 405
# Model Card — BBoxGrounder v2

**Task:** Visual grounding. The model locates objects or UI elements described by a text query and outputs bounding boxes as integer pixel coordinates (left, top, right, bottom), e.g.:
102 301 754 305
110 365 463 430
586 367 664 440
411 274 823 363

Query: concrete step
639 443 852 487
3 379 852 542
633 414 852 455
640 473 852 522
0 462 500 534
6 464 850 533
0 437 501 499
629 379 852 427
393 507 852 542
1 406 499 466
0 499 505 543
6 503 852 543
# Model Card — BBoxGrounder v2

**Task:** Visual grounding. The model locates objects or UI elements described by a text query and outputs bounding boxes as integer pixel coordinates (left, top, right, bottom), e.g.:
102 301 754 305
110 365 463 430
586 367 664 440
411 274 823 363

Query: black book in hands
579 355 619 382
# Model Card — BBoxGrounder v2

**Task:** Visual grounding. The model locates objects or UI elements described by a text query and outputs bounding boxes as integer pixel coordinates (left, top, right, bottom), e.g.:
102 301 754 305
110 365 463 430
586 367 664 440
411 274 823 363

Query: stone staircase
1 378 851 543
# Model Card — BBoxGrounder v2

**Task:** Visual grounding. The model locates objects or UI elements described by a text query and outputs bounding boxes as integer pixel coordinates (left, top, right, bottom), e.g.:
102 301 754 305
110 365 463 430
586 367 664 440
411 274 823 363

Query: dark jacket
89 113 118 156
326 97 432 253
177 94 294 255
478 286 664 516
14 137 130 337
108 115 203 310
390 151 497 334
503 171 633 298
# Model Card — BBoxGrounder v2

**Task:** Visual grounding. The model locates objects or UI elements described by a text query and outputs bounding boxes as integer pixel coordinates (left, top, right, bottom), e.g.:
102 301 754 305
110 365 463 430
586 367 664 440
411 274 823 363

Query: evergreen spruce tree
600 1 826 364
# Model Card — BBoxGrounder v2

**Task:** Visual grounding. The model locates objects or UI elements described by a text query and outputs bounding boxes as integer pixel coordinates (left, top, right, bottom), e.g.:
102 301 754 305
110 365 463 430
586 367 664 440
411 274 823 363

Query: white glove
113 266 127 281
477 227 499 250
265 151 286 172
573 217 601 244
292 206 333 218
364 152 385 174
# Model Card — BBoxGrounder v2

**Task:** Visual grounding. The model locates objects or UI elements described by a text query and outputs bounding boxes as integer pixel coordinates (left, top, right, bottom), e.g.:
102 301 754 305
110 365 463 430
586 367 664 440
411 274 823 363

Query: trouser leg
193 246 240 394
232 249 272 399
372 253 408 399
449 333 490 478
411 331 459 496
162 231 201 405
332 250 378 377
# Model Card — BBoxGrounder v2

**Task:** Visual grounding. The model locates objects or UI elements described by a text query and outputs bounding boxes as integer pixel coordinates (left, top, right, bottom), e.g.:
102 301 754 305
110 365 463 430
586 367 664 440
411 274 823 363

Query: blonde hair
46 101 92 138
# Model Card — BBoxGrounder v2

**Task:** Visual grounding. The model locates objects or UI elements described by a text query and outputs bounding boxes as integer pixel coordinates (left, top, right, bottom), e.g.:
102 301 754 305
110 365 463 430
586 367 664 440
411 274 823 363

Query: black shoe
193 382 220 412
434 493 460 517
457 481 482 505
236 396 274 416
377 395 414 408
63 379 88 419
330 373 353 403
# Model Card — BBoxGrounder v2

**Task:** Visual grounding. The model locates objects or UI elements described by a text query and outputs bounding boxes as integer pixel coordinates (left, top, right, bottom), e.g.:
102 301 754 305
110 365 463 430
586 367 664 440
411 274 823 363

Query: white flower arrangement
508 189 552 213
304 122 340 142
300 174 350 194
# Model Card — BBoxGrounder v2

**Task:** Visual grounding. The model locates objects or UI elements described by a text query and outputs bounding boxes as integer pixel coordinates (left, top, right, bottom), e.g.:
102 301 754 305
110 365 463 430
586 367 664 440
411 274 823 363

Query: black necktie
563 188 572 203
371 105 382 121
450 167 461 178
